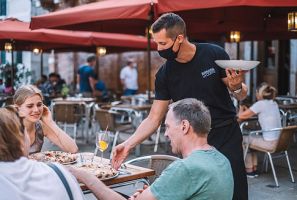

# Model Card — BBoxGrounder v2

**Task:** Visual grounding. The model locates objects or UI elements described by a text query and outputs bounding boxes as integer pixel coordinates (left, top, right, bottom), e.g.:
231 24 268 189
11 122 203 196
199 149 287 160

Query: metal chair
124 154 180 184
246 126 297 187
52 101 86 141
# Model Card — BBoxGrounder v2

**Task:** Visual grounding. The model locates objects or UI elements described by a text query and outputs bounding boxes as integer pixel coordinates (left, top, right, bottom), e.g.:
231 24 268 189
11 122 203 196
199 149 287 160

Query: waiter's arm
112 100 169 169
125 100 170 149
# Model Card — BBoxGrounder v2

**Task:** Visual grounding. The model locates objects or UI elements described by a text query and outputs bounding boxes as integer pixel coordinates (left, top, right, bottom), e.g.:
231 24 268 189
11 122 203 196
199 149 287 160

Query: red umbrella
1 18 154 52
157 0 297 41
30 0 156 35
30 0 297 41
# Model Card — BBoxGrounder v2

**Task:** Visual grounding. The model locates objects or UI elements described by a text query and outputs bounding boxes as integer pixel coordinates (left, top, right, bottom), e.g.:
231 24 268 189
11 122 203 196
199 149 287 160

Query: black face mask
157 37 181 60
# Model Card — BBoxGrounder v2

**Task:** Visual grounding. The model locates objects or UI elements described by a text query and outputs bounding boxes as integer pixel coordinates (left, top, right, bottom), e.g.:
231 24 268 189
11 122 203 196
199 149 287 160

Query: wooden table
52 97 96 103
77 156 155 190
278 104 297 110
102 104 151 111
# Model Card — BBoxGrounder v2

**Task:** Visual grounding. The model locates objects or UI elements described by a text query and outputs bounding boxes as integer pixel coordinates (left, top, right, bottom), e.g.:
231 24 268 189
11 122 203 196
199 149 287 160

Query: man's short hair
127 58 135 66
48 73 57 78
87 55 97 63
169 98 211 135
152 13 186 40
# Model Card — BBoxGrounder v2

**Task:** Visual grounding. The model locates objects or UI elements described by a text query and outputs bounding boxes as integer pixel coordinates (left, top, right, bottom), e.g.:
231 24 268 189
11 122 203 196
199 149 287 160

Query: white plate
215 60 260 70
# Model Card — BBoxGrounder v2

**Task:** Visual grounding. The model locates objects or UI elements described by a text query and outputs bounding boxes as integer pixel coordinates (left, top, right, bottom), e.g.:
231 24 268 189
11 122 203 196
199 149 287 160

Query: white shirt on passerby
120 66 138 90
0 157 84 200
250 99 282 141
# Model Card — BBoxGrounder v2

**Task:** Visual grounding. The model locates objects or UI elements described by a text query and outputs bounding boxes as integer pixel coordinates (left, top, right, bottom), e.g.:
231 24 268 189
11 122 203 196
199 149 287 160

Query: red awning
30 0 157 35
1 18 155 53
30 0 297 41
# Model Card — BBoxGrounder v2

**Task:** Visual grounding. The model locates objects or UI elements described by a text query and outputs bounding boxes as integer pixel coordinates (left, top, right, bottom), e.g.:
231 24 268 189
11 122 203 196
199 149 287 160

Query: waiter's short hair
152 13 186 40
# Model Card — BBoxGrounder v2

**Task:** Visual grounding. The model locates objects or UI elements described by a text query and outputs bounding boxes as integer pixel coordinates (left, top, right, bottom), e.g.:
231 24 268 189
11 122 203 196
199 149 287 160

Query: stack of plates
215 60 260 70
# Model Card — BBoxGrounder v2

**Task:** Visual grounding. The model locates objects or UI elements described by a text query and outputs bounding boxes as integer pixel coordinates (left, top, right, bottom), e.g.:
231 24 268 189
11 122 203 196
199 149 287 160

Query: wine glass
96 130 110 166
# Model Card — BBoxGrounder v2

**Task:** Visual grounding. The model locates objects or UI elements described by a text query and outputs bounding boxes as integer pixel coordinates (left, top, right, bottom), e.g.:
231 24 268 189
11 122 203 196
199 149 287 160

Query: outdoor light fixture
145 27 153 37
96 47 107 56
230 31 241 43
288 12 297 31
33 48 42 54
4 42 13 52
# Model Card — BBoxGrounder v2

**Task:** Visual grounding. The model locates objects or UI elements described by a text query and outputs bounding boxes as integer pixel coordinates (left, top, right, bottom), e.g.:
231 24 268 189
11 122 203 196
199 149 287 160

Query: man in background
77 55 97 97
120 58 138 96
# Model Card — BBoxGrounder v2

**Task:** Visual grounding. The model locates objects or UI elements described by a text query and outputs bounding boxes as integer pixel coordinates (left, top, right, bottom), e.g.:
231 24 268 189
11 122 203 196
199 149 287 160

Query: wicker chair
52 101 86 141
94 106 134 157
124 154 180 184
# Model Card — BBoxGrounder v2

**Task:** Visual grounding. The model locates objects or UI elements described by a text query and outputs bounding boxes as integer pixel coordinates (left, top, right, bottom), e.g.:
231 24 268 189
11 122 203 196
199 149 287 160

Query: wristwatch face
233 88 242 94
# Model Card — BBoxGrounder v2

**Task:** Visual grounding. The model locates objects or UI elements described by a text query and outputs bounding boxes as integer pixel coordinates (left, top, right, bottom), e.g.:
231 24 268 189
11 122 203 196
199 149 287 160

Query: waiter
112 13 248 200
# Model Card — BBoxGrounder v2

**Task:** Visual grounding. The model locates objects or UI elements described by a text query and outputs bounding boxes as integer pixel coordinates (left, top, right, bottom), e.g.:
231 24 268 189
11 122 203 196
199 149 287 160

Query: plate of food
29 151 78 165
73 163 119 181
215 60 260 70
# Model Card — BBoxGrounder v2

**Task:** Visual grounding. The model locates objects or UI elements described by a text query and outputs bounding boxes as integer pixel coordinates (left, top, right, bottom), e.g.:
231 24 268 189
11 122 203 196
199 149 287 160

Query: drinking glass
96 130 109 165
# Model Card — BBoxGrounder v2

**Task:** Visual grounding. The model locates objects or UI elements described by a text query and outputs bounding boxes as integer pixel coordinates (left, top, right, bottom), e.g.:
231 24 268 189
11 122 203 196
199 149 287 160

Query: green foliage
0 63 32 88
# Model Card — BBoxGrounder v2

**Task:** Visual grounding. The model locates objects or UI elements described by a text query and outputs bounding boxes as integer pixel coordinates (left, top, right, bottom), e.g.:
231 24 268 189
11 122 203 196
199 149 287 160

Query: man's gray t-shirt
150 149 234 200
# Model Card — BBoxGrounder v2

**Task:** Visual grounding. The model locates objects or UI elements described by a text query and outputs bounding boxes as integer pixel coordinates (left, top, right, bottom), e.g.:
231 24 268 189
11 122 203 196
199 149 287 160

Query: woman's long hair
0 106 25 161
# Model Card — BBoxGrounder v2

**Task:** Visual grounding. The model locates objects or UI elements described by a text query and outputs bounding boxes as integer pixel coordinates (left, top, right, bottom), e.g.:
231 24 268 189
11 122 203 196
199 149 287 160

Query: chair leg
110 131 119 160
135 145 141 157
154 125 161 152
63 123 67 132
261 154 269 173
267 152 279 187
243 143 249 162
285 151 295 183
74 124 77 143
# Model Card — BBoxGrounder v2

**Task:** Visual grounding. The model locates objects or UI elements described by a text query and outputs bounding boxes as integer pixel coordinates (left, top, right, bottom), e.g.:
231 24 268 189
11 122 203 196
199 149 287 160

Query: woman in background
13 84 78 154
238 83 282 177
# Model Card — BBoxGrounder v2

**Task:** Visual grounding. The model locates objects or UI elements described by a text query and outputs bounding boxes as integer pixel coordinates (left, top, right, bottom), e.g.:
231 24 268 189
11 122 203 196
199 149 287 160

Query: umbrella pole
147 27 151 101
146 3 154 102
11 50 14 91
237 42 240 59
40 52 43 77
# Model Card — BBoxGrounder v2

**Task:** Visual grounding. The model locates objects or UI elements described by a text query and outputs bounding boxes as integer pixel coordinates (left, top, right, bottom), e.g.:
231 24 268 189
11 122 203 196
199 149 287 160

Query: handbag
47 163 74 200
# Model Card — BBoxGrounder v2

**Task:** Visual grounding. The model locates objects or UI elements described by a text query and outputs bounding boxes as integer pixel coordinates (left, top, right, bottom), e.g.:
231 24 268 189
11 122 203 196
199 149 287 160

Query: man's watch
233 85 242 94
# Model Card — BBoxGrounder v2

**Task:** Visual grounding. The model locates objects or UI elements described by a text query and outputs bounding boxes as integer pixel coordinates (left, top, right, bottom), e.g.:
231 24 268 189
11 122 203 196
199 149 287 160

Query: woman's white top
0 157 84 200
250 99 282 141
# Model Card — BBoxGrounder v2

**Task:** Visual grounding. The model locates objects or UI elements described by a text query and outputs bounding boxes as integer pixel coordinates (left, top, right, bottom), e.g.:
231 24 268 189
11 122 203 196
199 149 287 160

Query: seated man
69 98 234 200
94 79 109 102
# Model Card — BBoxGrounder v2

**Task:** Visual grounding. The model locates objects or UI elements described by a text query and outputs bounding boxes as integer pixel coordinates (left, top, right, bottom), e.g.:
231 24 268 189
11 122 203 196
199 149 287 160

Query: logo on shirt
201 68 216 78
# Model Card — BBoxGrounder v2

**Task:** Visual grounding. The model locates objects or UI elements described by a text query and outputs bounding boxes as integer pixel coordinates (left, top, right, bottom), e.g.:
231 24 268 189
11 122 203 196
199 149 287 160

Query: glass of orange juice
96 130 110 166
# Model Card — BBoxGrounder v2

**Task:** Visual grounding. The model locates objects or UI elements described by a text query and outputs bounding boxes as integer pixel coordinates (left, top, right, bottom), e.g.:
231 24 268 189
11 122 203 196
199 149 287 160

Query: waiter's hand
111 142 130 170
226 68 246 91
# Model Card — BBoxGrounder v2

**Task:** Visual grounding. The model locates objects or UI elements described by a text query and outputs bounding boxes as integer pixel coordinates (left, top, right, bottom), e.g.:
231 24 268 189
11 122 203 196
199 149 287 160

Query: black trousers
208 120 248 200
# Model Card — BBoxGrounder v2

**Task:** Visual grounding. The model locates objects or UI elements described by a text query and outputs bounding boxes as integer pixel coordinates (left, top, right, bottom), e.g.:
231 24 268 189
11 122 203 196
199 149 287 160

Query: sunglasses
5 105 25 134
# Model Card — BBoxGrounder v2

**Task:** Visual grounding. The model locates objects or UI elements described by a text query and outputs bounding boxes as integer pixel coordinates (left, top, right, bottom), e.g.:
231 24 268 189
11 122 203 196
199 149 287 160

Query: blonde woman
238 83 282 177
0 106 84 200
13 85 78 154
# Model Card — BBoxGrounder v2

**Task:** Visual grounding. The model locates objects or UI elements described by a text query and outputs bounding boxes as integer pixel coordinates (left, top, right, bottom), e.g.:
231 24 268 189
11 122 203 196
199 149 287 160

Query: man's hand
111 142 131 170
226 68 246 91
129 185 149 200
66 166 92 183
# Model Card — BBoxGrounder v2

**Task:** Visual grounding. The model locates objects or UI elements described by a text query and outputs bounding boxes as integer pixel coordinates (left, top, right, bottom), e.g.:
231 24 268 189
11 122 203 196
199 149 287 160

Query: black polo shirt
155 43 236 125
